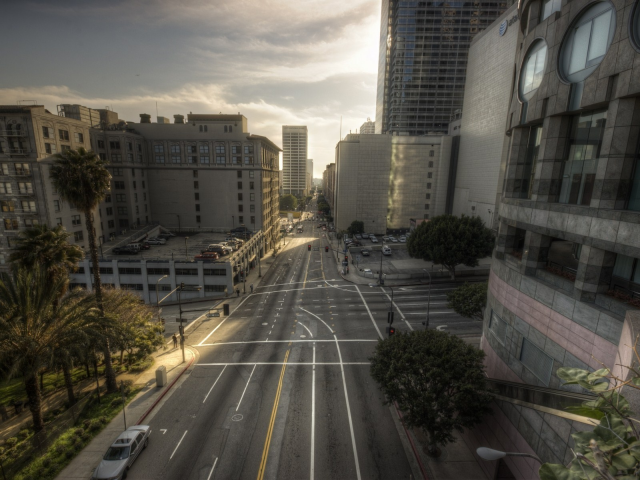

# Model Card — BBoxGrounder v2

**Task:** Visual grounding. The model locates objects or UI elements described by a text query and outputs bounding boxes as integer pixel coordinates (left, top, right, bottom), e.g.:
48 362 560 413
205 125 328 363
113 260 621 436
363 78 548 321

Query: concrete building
374 0 511 135
451 4 519 228
333 134 451 233
0 105 105 268
282 125 308 195
359 118 375 134
322 163 336 212
467 0 640 477
306 158 314 195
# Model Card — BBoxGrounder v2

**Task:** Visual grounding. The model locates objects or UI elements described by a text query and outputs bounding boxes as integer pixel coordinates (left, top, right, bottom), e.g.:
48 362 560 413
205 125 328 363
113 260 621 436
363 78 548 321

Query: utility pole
422 269 432 329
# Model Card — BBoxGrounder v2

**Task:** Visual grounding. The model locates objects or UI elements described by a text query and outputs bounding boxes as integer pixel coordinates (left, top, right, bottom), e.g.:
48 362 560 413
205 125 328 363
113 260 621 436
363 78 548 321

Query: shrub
55 444 65 454
19 429 30 439
65 449 74 459
42 457 51 468
99 416 108 424
5 437 17 447
82 419 91 429
81 433 91 442
110 398 122 407
89 419 102 432
74 428 84 436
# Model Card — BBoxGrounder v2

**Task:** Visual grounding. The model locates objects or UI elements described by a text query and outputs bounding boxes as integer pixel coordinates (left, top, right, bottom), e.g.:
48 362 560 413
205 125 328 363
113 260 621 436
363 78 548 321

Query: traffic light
180 282 185 289
386 326 396 337
325 246 329 252
387 311 394 325
308 245 311 251
179 325 185 336
345 255 348 261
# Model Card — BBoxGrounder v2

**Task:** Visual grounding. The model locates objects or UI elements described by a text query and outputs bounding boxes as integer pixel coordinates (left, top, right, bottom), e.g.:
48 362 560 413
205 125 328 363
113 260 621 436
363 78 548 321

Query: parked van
382 246 392 256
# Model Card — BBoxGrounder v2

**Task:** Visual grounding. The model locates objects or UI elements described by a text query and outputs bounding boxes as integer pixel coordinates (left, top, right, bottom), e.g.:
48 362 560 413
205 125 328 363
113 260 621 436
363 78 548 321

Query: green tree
446 282 488 321
280 194 298 211
317 202 330 215
49 147 117 393
407 214 494 281
347 220 365 236
370 330 492 455
0 267 99 431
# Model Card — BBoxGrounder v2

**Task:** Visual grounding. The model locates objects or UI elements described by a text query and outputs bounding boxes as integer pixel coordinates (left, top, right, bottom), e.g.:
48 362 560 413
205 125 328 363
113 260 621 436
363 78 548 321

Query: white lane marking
259 279 344 289
236 364 257 411
203 366 227 403
311 342 316 480
298 321 314 338
391 302 448 307
299 307 334 333
198 296 251 345
405 311 457 315
355 286 383 340
160 429 167 434
198 340 376 346
334 334 361 480
170 430 188 460
206 457 219 480
380 287 413 331
196 362 370 366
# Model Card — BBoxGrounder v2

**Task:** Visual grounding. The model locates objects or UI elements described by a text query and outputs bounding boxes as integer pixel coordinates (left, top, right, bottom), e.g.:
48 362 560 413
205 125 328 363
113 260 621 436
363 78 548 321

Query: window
4 218 19 230
249 170 254 178
59 129 69 141
250 193 255 201
154 145 164 153
194 181 199 189
127 153 134 162
99 153 107 161
109 141 120 149
244 156 253 164
429 150 434 157
121 284 143 291
425 193 431 199
1 201 14 212
188 156 197 164
108 220 115 228
175 268 198 275
250 205 255 213
424 214 430 220
106 207 113 215
238 193 243 201
232 156 241 164
520 40 548 100
128 142 133 151
42 126 54 138
137 154 143 163
114 181 125 189
105 194 112 203
147 268 170 275
133 181 137 190
55 217 62 225
116 194 126 202
559 110 606 206
118 267 142 275
137 143 142 152
171 145 181 153
90 267 114 275
72 214 81 226
112 167 123 176
521 338 553 385
424 204 430 210
135 205 139 214
155 155 165 164
428 161 433 168
427 183 432 189
244 146 253 154
195 193 200 200
237 171 242 178
239 216 244 223
142 181 145 188
143 193 146 200
188 145 197 153
0 182 10 194
0 164 7 175
195 204 200 212
232 145 240 154
250 216 255 224
45 143 57 154
559 2 616 82
98 140 105 149
204 269 226 276
427 172 432 179
238 182 242 189
196 215 201 223
250 182 254 190
53 200 60 212
61 145 71 152
73 231 84 242
18 182 33 194
541 0 561 21
217 156 225 164
489 311 507 345
238 205 243 212
204 285 227 292
215 145 225 154
199 145 209 153
119 219 129 228
117 207 127 215
611 254 640 295
228 126 232 133
200 156 210 164
172 155 181 164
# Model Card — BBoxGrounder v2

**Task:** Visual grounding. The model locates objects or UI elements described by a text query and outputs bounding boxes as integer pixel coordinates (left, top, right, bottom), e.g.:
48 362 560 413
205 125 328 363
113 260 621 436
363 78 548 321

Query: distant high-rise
375 0 510 135
359 118 375 134
282 125 308 195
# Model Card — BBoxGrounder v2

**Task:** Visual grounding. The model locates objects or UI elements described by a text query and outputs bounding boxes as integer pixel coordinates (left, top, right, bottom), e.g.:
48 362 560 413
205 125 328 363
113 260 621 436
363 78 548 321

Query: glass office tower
375 0 511 135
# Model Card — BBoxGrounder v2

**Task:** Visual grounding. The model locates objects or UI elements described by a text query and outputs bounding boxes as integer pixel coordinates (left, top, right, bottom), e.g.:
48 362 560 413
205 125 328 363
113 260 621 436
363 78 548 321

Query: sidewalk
56 346 196 480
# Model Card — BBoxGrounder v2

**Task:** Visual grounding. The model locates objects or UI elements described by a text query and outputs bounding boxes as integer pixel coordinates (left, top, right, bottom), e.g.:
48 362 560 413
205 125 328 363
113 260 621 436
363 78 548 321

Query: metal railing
547 260 578 276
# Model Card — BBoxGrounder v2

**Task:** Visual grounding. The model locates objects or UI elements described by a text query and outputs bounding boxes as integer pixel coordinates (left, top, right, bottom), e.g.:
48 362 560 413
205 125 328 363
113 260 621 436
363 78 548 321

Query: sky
0 0 381 178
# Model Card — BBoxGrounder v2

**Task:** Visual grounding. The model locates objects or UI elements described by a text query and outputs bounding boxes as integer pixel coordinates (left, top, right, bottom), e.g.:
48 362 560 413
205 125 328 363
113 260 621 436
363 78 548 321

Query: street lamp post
476 447 542 464
175 214 181 233
422 269 432 329
379 242 385 285
98 236 104 259
178 285 185 363
185 236 189 261
155 274 168 325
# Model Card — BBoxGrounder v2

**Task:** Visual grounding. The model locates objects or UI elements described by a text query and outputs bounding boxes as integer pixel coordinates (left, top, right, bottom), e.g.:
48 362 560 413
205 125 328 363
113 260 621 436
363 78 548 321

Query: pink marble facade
488 271 618 372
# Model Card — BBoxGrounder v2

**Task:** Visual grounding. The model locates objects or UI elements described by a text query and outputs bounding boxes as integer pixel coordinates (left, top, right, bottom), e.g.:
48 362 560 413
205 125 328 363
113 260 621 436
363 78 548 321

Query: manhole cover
232 414 243 422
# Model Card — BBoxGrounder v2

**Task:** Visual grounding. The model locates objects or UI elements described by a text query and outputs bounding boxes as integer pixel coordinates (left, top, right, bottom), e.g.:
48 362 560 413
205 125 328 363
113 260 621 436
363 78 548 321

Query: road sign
342 260 348 266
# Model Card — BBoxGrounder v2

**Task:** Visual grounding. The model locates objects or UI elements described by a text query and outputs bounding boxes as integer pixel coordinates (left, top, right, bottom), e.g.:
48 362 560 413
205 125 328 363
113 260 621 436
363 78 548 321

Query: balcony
5 148 28 156
0 129 27 137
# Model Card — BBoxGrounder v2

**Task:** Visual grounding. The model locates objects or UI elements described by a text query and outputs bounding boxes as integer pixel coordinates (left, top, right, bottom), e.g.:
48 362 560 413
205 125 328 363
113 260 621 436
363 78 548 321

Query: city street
126 213 481 480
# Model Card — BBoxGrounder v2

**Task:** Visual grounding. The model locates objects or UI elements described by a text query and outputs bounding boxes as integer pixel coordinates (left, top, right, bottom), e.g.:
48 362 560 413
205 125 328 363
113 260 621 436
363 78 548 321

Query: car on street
92 425 151 480
344 238 353 245
382 246 392 255
350 241 362 247
389 236 398 243
146 238 166 245
157 234 174 240
382 236 390 242
361 249 371 256
370 236 378 243
399 236 407 243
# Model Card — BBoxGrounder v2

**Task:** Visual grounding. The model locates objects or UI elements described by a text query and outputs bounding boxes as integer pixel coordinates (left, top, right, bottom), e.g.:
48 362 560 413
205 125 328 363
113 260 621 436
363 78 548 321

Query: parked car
370 236 379 243
382 246 392 256
92 425 151 480
195 252 219 260
361 249 371 256
355 234 362 240
145 238 165 245
389 236 398 243
350 241 362 247
113 246 138 255
361 233 369 239
399 236 407 243
141 242 151 250
382 236 390 242
344 238 353 245
157 234 173 240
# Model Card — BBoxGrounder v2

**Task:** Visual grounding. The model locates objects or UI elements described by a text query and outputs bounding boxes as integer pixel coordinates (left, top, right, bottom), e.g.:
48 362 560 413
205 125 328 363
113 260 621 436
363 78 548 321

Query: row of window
96 140 142 152
153 155 254 165
42 127 84 143
0 182 33 194
0 163 31 176
1 200 36 212
153 144 253 154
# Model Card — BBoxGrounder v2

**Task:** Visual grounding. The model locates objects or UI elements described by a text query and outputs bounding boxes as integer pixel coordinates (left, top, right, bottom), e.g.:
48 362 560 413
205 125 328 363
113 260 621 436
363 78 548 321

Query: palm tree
0 267 99 431
49 147 117 393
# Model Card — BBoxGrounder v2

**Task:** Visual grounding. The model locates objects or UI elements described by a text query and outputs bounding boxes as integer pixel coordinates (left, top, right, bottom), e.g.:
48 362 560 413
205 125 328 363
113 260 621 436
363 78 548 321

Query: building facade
474 0 640 477
306 158 313 195
375 0 511 135
451 4 519 228
333 134 451 233
282 125 308 195
359 118 375 134
322 163 336 213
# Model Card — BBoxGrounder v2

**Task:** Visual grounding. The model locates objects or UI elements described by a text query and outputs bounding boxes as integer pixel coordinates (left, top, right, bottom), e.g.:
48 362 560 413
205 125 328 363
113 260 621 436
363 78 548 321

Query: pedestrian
250 283 254 293
172 333 178 349
236 288 240 297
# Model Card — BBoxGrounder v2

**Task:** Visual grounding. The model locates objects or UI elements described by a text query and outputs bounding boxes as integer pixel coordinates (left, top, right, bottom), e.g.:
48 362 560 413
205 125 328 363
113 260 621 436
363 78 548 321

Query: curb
394 401 430 480
135 350 195 425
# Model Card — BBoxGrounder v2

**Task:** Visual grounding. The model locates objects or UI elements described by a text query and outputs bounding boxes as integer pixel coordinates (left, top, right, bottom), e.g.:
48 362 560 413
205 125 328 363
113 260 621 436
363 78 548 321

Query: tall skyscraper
282 125 308 195
375 0 510 135
359 118 375 134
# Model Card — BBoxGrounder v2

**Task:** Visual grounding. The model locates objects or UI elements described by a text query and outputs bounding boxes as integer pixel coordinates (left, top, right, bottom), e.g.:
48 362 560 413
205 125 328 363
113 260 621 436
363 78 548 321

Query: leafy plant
347 220 365 236
446 282 487 321
539 338 640 479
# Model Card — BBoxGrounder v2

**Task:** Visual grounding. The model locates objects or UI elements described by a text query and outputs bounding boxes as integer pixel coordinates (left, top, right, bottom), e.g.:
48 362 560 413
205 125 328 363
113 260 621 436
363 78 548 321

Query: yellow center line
257 349 291 480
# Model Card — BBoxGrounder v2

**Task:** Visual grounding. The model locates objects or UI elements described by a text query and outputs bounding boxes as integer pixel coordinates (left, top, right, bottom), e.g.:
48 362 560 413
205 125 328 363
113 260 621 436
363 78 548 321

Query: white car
146 238 166 245
382 246 392 256
382 236 390 242
92 425 150 480
389 236 398 243
399 236 407 243
370 236 378 243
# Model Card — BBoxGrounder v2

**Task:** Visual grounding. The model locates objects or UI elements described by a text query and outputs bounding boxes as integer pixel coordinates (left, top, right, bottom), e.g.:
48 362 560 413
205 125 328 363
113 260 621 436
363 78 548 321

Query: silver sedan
92 425 151 480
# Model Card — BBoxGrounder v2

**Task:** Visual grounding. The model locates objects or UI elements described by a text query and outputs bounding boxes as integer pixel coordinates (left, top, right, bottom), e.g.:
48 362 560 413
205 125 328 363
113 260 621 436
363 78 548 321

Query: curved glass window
520 40 547 101
632 0 640 51
541 0 562 21
559 2 616 82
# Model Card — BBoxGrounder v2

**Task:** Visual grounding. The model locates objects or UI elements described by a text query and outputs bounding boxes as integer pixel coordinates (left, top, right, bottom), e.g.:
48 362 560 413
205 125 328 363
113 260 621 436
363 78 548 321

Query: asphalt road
126 209 481 480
